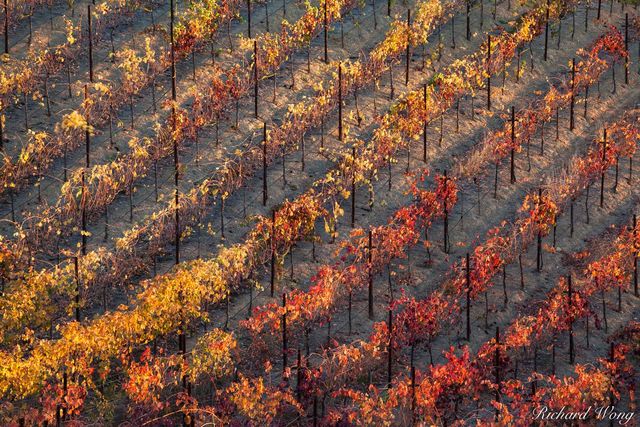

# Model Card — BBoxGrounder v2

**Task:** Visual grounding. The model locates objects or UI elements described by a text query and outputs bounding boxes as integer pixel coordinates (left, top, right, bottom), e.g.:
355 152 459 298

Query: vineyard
0 0 639 424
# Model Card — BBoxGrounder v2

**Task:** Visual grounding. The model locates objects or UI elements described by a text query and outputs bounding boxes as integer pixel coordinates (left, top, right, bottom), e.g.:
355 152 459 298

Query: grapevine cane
611 55 617 94
451 11 455 49
494 159 499 198
44 72 51 116
387 308 393 386
570 57 575 130
466 252 471 340
248 275 253 317
553 105 558 140
254 40 258 118
516 44 522 81
84 85 90 168
609 343 616 411
586 183 590 224
405 9 411 85
301 135 305 171
63 371 68 420
271 210 276 297
423 84 427 163
74 257 81 322
348 290 352 333
466 0 470 41
296 348 302 399
351 146 356 228
585 2 589 32
543 0 549 61
406 137 411 171
81 171 87 256
88 5 93 83
390 65 395 99
282 293 287 374
614 155 619 193
584 311 590 348
263 122 268 205
570 198 574 236
324 0 328 63
23 93 28 132
510 105 516 183
584 85 589 118
368 229 373 319
634 214 638 297
410 363 416 423
531 347 538 394
170 0 179 266
313 396 318 426
339 63 343 141
104 204 109 241
174 135 179 263
625 13 629 85
437 23 442 61
67 62 72 99
487 33 491 110
373 0 377 29
221 198 225 239
536 188 542 272
170 0 176 102
502 266 507 307
602 285 608 332
282 142 286 187
601 128 607 208
3 0 7 54
568 274 574 364
556 12 561 49
191 51 196 81
444 169 449 253
494 326 501 417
